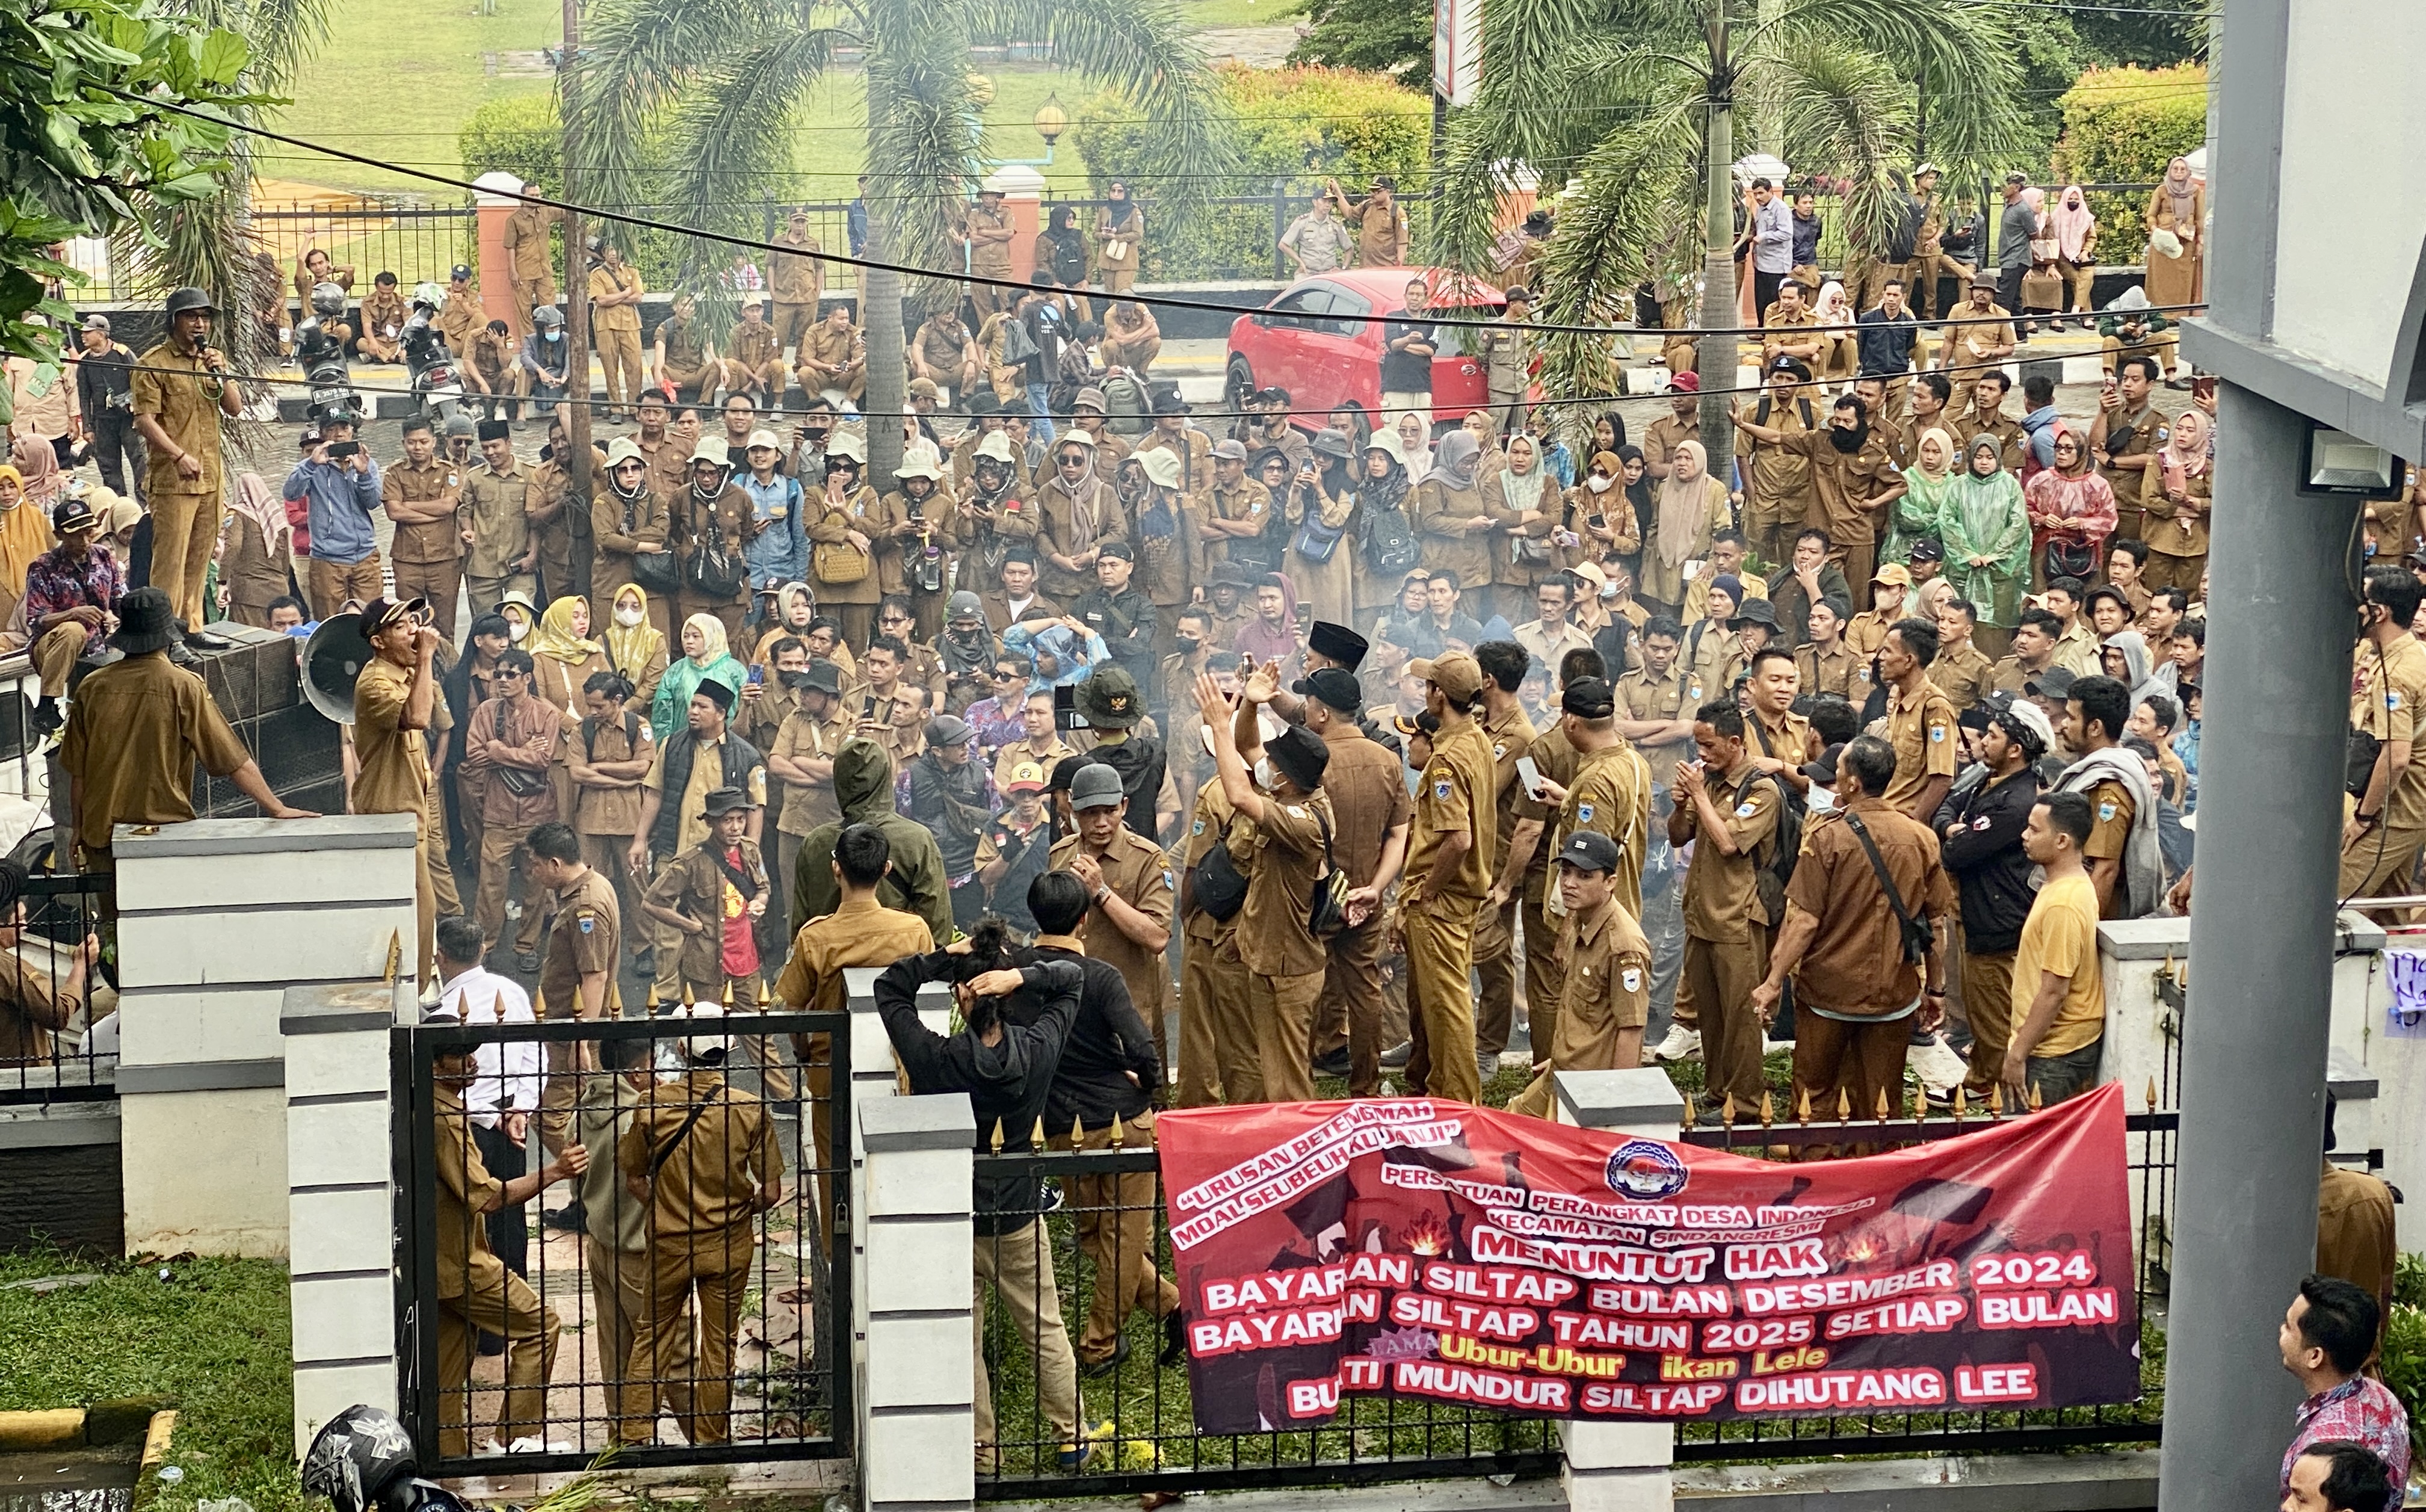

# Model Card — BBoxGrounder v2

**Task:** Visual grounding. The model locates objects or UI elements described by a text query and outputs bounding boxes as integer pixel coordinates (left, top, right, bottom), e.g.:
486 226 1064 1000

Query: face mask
1600 583 1620 601
1173 635 1200 655
1253 756 1277 790
1586 475 1613 493
507 619 529 643
614 606 643 628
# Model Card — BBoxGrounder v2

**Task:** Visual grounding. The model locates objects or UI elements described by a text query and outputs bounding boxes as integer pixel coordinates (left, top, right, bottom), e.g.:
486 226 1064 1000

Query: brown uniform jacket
1230 790 1336 979
539 864 622 1012
1048 826 1176 1017
384 455 465 565
768 230 824 304
59 653 253 855
618 1069 782 1239
461 458 532 579
465 695 563 827
1782 797 1954 1014
129 344 226 500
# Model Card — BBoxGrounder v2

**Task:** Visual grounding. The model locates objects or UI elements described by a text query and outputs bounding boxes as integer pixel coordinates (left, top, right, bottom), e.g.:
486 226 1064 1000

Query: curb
0 1396 177 1456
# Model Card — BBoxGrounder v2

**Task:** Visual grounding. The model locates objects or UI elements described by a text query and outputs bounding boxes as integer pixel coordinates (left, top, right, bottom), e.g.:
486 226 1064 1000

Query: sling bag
1842 811 1933 965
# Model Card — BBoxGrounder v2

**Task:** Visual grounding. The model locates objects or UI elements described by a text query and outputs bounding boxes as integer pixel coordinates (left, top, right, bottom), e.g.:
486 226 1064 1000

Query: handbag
1843 812 1934 966
684 534 748 599
1293 516 1345 564
1307 807 1351 939
2042 537 2097 584
623 493 679 594
2020 267 2062 309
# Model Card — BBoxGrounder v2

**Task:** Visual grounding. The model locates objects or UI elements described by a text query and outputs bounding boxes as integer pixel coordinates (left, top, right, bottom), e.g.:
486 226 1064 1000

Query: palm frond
1466 0 1621 169
657 29 844 287
569 0 845 212
1758 0 2028 180
861 8 983 319
240 0 334 96
1758 41 1914 255
963 0 1234 231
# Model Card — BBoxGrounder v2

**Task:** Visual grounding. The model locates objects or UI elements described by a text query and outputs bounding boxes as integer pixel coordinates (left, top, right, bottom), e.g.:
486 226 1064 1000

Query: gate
393 1008 851 1475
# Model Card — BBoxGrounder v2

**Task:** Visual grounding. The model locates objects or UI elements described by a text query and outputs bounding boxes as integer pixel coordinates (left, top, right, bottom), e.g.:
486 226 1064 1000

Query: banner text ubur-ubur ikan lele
1155 1084 2138 1432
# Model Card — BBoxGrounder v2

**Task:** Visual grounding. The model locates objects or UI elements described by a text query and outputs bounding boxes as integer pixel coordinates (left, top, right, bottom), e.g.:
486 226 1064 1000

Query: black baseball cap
1292 667 1363 714
1558 832 1622 873
1561 676 1615 718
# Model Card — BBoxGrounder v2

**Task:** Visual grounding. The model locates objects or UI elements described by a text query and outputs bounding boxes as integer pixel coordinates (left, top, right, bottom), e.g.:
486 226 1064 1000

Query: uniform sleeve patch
1191 819 1205 836
1930 724 1947 742
1493 743 1507 760
2390 692 2404 709
1577 803 1594 824
1164 868 1178 890
1433 779 1453 801
1971 815 1992 832
1621 969 1643 993
1735 800 1758 818
2098 801 2117 822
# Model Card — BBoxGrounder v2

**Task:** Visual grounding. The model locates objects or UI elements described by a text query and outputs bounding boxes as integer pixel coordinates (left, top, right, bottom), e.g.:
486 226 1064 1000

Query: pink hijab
8 437 59 511
2051 185 2096 263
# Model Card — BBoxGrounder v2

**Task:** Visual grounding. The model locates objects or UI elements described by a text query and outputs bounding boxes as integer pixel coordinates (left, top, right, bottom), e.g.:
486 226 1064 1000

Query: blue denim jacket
740 472 807 588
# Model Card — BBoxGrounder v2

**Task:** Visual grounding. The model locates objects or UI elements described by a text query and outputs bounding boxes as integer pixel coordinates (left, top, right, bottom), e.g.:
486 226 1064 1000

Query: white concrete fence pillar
854 1094 975 1512
282 978 410 1457
1554 1068 1685 1512
113 814 418 1257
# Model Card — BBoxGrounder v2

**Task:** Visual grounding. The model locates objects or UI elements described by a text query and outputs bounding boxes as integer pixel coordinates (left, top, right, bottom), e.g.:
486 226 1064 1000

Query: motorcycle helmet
301 1406 418 1512
410 282 446 312
309 282 347 319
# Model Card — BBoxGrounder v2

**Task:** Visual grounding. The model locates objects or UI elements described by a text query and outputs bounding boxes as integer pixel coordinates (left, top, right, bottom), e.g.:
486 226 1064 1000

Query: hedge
1068 64 1431 281
2050 64 2208 260
459 95 566 196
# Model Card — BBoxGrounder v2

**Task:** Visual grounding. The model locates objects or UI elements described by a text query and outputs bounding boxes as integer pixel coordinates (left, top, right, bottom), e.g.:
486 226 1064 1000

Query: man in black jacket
1013 870 1176 1374
872 935 1090 1473
1933 695 2051 1103
906 715 996 930
72 316 143 501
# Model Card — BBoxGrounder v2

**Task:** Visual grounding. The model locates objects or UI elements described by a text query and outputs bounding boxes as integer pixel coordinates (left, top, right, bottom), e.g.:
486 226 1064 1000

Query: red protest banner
1156 1084 2137 1431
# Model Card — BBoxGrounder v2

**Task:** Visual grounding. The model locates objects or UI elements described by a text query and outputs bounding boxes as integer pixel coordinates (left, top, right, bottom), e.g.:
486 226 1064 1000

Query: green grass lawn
0 1251 304 1512
260 0 1323 199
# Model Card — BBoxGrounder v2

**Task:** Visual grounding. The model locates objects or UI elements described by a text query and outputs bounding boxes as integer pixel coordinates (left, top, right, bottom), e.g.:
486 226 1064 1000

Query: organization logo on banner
1605 1137 1690 1200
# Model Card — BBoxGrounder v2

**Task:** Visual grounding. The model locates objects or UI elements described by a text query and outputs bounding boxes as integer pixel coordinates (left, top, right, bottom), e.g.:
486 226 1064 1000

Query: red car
1224 267 1526 438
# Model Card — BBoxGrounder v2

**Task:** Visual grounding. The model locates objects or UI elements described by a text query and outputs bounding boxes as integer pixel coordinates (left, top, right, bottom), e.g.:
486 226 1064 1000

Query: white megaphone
300 611 373 724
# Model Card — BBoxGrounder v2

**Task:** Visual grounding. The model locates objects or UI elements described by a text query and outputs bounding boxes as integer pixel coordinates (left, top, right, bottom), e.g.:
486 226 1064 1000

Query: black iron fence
393 1009 850 1475
0 872 120 1108
971 1085 2176 1499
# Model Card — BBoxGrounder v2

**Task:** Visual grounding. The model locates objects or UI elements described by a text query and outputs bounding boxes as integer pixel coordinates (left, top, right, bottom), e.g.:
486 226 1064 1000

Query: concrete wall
114 813 417 1257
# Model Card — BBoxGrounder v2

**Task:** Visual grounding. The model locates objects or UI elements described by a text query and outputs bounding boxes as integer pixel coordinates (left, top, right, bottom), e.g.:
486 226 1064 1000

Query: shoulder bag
811 492 872 586
1307 806 1351 939
644 1085 726 1185
681 495 749 598
1189 823 1250 921
625 492 680 595
1842 810 1933 965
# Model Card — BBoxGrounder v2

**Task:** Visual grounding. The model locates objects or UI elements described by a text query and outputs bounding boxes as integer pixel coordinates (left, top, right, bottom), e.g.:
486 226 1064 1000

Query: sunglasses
1057 454 1089 467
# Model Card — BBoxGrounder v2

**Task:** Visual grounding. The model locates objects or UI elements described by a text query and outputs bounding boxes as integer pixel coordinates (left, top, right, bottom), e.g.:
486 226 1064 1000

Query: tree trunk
558 0 594 597
1697 88 1738 484
863 205 907 490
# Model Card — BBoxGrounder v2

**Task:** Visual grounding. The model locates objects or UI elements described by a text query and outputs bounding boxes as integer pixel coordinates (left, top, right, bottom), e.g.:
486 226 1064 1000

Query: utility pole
558 0 595 597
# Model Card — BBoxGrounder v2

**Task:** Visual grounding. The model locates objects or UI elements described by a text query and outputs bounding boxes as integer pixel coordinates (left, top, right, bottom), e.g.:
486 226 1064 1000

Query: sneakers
1650 1025 1702 1063
1907 1032 1972 1097
1379 1040 1412 1070
1310 1046 1351 1080
1055 1438 1095 1473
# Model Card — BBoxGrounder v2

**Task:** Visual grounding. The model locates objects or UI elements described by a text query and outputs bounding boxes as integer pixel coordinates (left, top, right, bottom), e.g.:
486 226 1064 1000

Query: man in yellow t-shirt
2004 790 2106 1110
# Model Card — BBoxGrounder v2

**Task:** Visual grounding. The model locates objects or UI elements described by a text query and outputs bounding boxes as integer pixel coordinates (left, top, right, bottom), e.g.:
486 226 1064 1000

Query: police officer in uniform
1399 650 1498 1105
616 1002 783 1447
1509 831 1653 1117
429 1029 584 1456
1048 764 1176 1077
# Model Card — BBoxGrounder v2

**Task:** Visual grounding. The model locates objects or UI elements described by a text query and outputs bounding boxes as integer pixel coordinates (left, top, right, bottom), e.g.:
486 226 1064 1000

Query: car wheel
1225 357 1256 418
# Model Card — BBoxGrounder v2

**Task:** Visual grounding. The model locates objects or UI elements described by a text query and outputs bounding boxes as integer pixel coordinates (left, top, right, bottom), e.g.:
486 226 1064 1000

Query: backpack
1741 724 1807 923
1360 488 1421 576
1102 371 1151 436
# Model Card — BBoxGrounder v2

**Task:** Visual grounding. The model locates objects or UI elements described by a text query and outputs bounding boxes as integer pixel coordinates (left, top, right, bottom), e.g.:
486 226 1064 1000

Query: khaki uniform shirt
774 895 936 1010
539 865 622 1014
1782 429 1905 554
801 321 863 380
1048 827 1176 1016
129 344 226 499
1783 797 1954 1014
618 1069 783 1239
1133 427 1216 496
0 952 76 1065
1746 397 1818 528
771 704 855 836
504 207 557 282
1616 666 1699 783
1481 704 1537 869
1232 791 1335 980
1181 782 1247 945
730 321 779 372
1406 721 1498 901
1954 402 2027 475
438 286 484 354
588 265 643 333
1321 731 1412 890
1681 765 1779 943
1930 641 1996 712
1514 724 1579 881
2317 1161 2398 1311
59 653 252 855
433 1083 507 1298
2354 632 2426 832
965 205 1016 273
1554 898 1653 1066
1642 415 1697 476
768 230 823 304
572 712 651 837
461 458 532 579
1797 640 1859 700
352 656 433 821
2082 777 2136 919
1200 480 1272 567
383 455 465 565
1555 741 1652 924
1882 680 1959 812
647 838 768 987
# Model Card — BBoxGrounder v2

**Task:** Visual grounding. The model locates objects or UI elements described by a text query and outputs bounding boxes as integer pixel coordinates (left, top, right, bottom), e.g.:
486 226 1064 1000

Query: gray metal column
2157 387 2360 1512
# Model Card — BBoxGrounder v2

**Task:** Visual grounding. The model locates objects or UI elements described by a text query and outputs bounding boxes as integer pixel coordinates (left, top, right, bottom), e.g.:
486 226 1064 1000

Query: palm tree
571 0 1229 483
1430 0 2027 481
121 0 332 381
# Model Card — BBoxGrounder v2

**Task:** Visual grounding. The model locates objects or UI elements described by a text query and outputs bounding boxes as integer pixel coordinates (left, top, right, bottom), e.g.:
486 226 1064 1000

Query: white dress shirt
436 965 540 1129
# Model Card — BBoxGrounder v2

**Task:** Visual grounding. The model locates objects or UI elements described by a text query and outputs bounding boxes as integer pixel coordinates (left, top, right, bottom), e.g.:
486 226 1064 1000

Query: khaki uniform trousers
2101 334 2181 379
475 821 542 954
1049 1112 1179 1365
1473 892 1520 1059
772 302 817 358
28 623 87 699
1401 893 1483 1104
309 554 386 622
1684 928 1768 1113
2341 825 2426 918
974 1219 1081 1465
425 785 461 917
1519 884 1562 1072
513 276 557 336
537 977 605 1156
619 1228 753 1445
394 558 465 642
1178 934 1253 1107
150 492 221 631
436 1270 560 1457
1248 968 1325 1104
598 326 643 409
2056 258 2096 315
2143 549 2205 597
466 572 540 623
1900 254 1972 319
586 1236 694 1425
1959 948 2015 1097
1311 915 1388 1096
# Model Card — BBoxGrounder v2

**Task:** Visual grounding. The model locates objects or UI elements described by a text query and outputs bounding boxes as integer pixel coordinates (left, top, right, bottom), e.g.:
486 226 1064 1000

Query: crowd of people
10 157 2425 1480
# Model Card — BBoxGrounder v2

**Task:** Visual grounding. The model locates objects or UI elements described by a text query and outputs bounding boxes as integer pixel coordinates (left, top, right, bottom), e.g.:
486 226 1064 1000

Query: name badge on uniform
1286 805 1307 818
